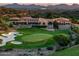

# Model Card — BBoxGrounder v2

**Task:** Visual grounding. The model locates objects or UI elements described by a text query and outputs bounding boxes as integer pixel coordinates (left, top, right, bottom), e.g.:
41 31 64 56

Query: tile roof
53 17 71 23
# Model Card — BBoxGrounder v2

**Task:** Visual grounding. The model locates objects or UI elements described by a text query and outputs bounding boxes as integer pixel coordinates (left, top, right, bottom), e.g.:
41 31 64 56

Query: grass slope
52 45 79 56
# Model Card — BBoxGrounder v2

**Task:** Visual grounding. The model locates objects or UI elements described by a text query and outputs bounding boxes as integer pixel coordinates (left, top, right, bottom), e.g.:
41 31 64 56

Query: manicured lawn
52 45 79 56
17 28 69 36
3 28 70 49
22 33 53 42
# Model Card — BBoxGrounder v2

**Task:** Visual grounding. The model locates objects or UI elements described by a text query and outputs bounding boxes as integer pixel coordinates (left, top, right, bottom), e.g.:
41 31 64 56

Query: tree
75 34 79 45
53 34 70 46
44 12 53 19
53 21 58 29
0 16 10 31
0 39 2 44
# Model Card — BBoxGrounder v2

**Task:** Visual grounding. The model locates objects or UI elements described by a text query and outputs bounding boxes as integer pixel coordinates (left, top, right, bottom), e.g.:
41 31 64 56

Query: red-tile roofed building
10 17 71 30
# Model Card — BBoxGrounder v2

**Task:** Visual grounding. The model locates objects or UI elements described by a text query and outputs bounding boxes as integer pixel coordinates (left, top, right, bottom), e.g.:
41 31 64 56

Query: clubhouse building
10 17 71 30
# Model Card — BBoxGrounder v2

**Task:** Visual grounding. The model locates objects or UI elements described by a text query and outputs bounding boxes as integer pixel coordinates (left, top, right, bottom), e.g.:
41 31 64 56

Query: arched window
43 22 45 25
48 22 53 25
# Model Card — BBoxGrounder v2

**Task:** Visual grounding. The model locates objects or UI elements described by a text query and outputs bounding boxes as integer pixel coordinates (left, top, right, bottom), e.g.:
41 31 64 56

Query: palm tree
0 16 10 31
0 39 2 44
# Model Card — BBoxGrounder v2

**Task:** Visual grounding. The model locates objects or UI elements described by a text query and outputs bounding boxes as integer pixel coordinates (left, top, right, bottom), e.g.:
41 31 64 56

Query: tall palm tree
0 16 10 31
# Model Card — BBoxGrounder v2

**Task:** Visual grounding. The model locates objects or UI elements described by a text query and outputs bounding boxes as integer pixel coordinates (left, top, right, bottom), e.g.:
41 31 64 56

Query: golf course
3 28 70 48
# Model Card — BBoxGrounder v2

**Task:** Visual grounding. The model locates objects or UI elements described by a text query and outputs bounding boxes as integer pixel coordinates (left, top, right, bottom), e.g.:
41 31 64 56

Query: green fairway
22 33 53 42
3 28 70 48
52 45 79 56
17 28 69 35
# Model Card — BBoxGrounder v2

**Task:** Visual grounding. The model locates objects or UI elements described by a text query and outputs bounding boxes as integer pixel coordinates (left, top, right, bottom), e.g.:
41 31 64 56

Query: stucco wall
13 24 32 28
58 24 71 30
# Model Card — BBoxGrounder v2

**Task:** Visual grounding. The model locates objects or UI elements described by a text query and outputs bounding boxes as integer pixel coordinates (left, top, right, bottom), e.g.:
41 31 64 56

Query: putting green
22 33 53 42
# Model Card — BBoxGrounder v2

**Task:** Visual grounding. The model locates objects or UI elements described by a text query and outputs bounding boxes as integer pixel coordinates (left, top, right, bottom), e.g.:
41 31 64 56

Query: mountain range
1 3 79 11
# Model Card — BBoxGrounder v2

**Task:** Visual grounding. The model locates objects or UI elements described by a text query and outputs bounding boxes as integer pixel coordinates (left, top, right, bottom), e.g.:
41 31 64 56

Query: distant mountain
2 3 79 11
2 3 46 10
47 4 79 10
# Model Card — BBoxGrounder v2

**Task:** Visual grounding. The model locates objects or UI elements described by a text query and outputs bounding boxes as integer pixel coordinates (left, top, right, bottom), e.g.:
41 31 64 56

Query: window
43 23 45 25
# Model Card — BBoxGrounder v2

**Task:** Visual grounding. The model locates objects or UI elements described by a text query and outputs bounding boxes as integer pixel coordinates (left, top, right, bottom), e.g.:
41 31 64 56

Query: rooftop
10 17 71 23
